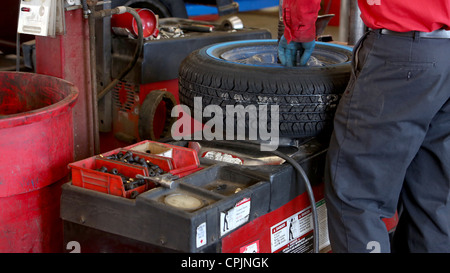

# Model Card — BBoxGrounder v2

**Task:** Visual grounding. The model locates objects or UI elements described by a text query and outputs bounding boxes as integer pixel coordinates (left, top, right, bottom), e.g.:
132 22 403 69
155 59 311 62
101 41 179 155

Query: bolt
122 151 133 162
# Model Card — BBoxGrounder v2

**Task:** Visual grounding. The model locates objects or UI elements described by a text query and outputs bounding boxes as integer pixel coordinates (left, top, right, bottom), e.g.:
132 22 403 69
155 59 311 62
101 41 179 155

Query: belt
377 29 450 39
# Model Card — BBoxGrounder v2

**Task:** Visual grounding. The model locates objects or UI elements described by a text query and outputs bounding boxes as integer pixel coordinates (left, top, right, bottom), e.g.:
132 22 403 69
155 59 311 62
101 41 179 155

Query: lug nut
148 170 156 177
97 166 108 173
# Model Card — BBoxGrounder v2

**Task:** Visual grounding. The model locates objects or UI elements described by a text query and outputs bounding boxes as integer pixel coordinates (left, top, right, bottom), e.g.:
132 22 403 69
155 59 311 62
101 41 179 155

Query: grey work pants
325 30 450 253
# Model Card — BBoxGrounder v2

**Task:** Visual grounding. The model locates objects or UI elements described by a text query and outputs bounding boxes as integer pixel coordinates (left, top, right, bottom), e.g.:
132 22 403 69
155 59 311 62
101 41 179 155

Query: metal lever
136 174 177 189
179 24 213 32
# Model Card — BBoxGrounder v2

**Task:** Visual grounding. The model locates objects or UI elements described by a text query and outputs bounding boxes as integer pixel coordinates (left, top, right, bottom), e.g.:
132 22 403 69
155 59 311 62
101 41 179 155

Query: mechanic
278 0 450 252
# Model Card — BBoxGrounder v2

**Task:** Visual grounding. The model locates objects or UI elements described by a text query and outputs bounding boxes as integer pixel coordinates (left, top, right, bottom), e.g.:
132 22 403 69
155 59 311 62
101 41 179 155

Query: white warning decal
270 199 329 253
220 197 251 236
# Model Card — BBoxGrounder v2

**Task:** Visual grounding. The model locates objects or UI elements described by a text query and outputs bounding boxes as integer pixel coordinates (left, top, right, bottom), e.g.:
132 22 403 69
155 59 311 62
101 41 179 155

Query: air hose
96 6 144 100
271 149 320 253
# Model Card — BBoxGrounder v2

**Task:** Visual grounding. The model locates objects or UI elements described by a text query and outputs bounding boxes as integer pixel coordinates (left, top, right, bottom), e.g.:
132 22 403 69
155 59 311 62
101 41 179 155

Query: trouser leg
324 31 450 253
392 98 450 252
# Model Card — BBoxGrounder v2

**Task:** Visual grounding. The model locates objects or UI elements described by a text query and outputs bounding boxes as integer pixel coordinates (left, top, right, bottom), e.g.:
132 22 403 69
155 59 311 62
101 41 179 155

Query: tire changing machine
61 137 398 253
60 13 397 253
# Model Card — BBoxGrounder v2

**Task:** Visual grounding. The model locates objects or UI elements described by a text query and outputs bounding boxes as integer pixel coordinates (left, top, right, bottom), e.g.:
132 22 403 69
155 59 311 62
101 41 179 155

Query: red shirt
282 0 321 43
359 0 450 32
284 0 450 43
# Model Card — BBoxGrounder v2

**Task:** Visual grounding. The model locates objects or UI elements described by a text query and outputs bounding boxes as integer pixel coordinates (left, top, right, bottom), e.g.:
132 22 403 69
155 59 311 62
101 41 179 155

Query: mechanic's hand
278 35 315 67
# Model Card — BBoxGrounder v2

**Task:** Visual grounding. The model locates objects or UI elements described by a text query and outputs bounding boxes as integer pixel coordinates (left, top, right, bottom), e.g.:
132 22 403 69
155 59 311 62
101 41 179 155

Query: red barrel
0 72 78 252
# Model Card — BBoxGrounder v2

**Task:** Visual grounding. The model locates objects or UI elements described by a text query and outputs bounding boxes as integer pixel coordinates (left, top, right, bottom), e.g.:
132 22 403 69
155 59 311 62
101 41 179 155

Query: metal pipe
136 174 175 189
16 33 20 71
277 0 284 40
339 0 349 42
87 0 100 154
348 0 366 45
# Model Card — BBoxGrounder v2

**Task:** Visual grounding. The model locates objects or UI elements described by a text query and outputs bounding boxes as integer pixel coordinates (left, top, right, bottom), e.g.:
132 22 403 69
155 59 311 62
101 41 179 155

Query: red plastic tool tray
69 154 150 198
69 141 201 198
125 140 201 177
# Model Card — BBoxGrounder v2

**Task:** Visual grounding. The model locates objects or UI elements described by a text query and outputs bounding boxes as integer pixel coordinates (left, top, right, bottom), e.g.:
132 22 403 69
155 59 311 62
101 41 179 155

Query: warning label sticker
270 199 329 253
239 240 260 253
196 222 207 248
220 198 251 236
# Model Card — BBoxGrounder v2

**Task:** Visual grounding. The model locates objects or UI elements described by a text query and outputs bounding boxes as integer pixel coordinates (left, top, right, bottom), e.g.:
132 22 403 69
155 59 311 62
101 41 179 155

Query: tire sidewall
178 39 353 139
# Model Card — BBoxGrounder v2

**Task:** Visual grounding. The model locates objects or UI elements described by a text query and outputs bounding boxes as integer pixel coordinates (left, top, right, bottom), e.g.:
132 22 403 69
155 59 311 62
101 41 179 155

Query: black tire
127 0 172 17
122 0 188 18
139 90 177 141
178 39 352 139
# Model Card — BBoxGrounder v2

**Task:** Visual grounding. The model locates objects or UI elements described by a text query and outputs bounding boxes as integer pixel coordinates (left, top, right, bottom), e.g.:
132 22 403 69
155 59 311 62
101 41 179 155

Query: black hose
271 149 320 253
97 7 144 100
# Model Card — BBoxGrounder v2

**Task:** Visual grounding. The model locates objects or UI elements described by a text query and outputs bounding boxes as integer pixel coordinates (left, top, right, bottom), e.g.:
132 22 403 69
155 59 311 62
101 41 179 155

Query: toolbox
61 138 335 253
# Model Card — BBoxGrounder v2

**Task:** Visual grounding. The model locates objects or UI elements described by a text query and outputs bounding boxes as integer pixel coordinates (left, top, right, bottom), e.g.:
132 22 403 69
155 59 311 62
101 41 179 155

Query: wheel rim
206 39 352 68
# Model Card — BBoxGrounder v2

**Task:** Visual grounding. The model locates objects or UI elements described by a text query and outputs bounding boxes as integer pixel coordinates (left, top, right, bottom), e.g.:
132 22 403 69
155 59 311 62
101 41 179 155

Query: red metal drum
0 72 78 252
